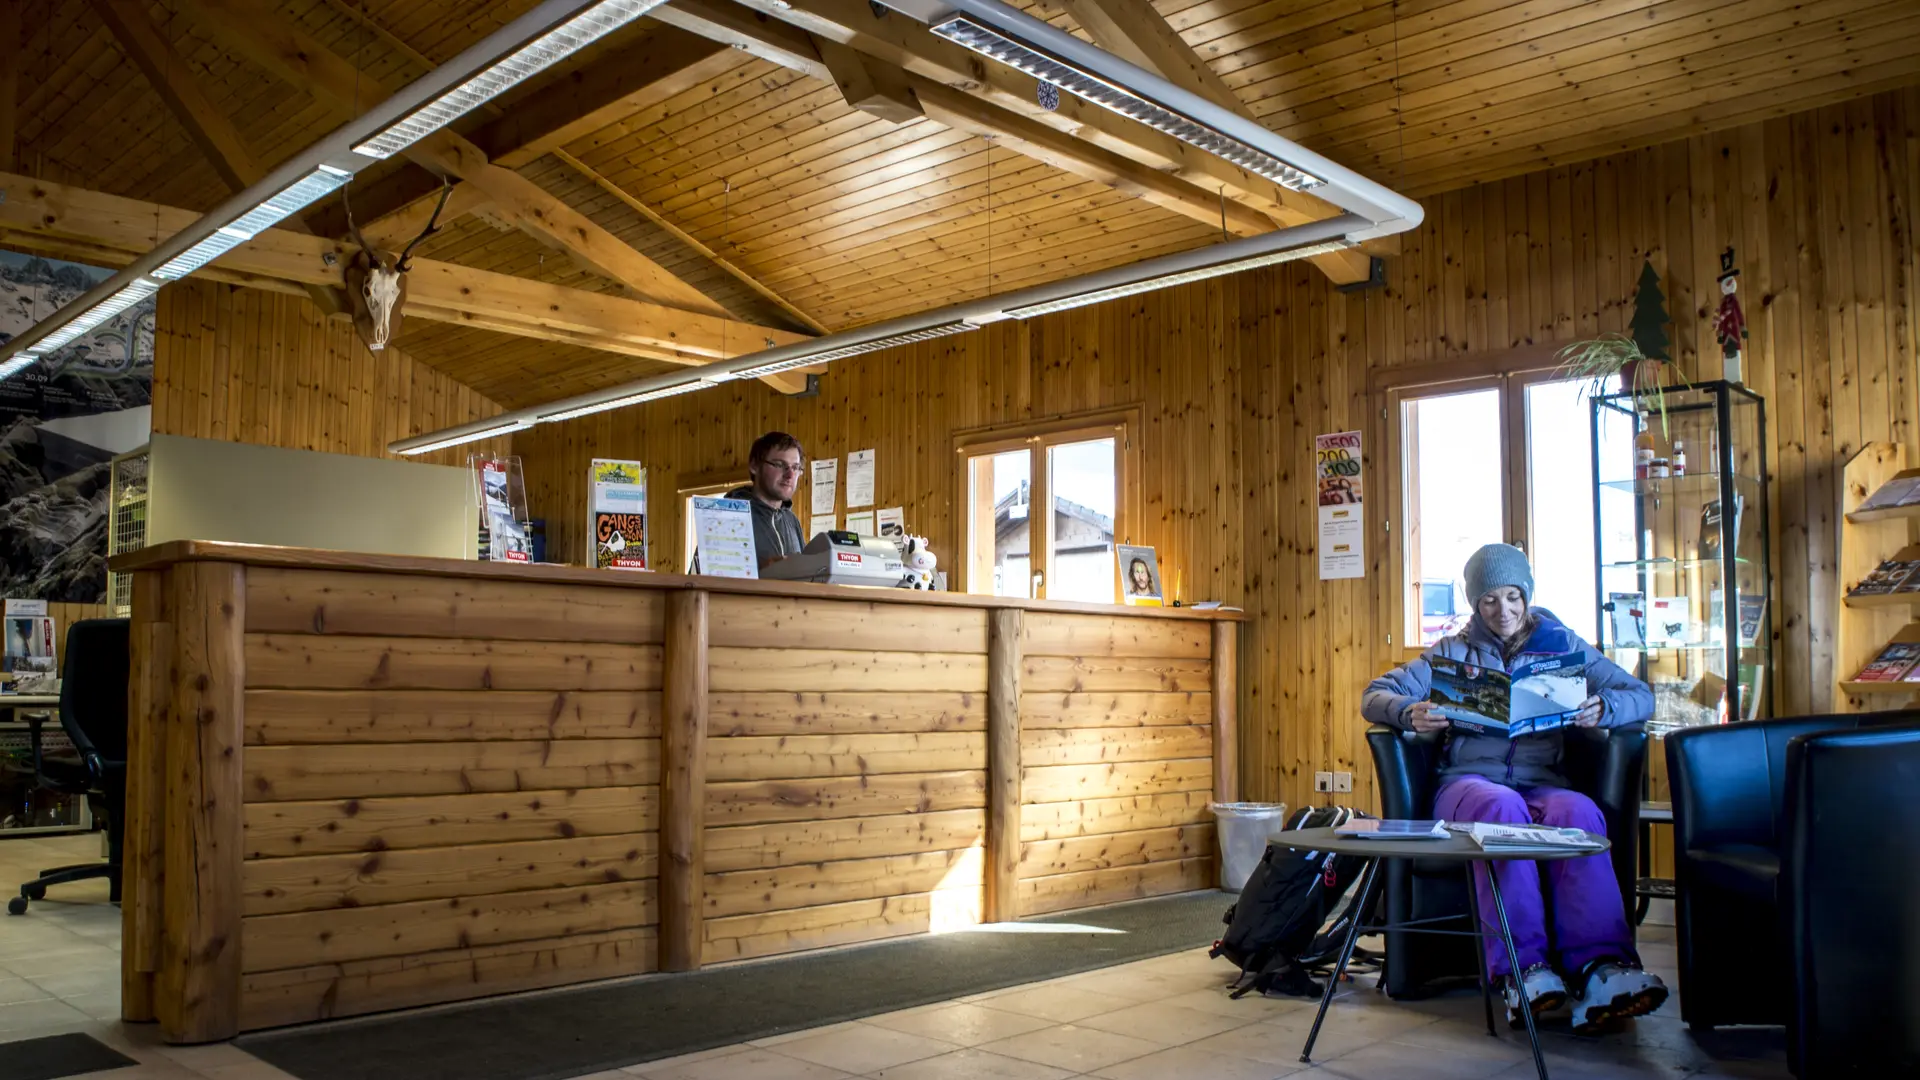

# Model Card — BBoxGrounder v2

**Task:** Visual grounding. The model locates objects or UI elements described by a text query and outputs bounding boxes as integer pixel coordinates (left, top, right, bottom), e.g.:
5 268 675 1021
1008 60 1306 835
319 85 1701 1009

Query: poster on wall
809 458 838 516
876 507 905 537
1315 430 1365 580
588 458 648 570
0 251 156 603
846 448 875 508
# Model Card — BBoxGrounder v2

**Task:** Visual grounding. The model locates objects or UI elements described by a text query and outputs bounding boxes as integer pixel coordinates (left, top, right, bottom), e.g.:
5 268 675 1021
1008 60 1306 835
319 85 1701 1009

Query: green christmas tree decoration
1630 259 1670 362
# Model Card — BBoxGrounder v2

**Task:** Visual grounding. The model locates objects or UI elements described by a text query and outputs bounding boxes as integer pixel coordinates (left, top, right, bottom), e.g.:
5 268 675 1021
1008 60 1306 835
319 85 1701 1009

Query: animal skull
347 251 407 352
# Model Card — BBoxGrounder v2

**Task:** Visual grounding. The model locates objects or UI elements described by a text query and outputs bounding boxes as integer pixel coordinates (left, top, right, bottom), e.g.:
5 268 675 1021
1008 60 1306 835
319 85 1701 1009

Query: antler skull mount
343 182 454 352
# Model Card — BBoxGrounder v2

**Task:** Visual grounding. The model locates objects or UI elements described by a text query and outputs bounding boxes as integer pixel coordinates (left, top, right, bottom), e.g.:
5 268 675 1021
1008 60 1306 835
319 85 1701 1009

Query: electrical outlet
1333 771 1353 793
1313 771 1334 793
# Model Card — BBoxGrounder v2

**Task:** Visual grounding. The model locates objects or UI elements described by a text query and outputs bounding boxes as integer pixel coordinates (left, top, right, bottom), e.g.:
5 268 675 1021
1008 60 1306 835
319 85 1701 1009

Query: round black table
1273 825 1612 1080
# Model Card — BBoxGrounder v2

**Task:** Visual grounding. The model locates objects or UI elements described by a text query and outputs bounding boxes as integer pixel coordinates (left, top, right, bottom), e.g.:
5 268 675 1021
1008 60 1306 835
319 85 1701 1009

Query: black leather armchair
9 618 130 916
1666 708 1920 1075
1366 723 1646 998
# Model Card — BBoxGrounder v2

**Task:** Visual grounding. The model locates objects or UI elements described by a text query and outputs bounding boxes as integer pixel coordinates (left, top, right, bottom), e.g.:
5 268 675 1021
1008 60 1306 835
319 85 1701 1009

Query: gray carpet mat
0 1032 139 1080
238 890 1231 1080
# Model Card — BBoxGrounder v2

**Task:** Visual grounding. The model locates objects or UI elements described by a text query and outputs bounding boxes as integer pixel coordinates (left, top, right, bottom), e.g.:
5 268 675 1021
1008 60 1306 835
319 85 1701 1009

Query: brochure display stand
1591 381 1772 734
1835 441 1920 707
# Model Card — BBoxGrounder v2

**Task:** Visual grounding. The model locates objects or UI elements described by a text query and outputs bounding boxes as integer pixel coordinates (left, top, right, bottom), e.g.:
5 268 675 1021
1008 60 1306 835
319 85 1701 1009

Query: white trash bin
1212 802 1291 891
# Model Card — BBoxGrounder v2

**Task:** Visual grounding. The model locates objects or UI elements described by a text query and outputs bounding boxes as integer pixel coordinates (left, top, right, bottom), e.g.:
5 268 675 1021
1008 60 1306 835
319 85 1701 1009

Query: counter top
111 540 1243 621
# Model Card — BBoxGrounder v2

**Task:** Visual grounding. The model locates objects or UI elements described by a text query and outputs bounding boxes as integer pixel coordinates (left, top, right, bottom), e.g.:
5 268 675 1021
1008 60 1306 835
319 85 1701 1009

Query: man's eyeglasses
756 460 805 476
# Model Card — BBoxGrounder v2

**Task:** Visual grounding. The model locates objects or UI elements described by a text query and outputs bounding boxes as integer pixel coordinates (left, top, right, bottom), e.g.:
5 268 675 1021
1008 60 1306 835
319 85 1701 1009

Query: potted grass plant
1556 260 1675 431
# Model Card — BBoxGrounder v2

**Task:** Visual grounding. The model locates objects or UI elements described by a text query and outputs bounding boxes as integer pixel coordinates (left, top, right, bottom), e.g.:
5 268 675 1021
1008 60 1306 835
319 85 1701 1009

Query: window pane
1404 389 1504 646
967 450 1032 597
1525 379 1632 642
1047 437 1117 602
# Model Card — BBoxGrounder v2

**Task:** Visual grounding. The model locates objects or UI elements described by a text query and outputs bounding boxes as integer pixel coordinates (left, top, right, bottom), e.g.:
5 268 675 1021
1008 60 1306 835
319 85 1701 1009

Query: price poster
691 497 758 579
810 458 839 516
588 459 648 570
1315 430 1364 580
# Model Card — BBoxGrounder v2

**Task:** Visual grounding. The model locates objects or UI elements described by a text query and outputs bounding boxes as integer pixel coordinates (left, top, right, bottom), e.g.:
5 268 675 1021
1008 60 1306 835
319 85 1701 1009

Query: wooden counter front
112 542 1241 1042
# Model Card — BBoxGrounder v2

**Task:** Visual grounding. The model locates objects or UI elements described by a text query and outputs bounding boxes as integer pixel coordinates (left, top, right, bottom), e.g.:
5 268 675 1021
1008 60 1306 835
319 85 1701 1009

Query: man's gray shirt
725 485 805 565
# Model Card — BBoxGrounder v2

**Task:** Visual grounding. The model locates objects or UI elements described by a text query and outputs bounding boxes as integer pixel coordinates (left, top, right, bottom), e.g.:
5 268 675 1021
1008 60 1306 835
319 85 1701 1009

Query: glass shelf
1606 643 1761 653
1603 557 1753 571
1598 474 1763 495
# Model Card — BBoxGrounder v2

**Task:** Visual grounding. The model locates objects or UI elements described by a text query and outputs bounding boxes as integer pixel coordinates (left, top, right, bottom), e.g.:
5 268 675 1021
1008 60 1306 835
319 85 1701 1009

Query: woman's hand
1571 695 1606 728
1407 701 1451 734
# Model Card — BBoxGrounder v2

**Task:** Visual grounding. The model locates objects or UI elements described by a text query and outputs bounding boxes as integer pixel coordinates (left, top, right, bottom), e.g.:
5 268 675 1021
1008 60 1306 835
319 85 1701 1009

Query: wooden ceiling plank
176 0 737 322
0 2 19 173
812 32 925 125
0 170 808 365
551 147 829 333
1055 0 1369 283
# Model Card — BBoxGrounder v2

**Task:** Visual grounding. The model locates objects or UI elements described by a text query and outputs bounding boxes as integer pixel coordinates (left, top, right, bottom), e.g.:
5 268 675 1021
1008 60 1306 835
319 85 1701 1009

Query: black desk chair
9 618 130 916
1666 708 1920 1076
1366 723 1646 999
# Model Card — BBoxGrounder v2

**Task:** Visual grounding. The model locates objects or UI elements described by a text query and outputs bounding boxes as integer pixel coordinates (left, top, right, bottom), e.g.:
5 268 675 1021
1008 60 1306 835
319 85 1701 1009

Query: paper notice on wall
812 514 838 538
1316 430 1365 580
846 510 876 537
810 458 839 516
876 507 905 537
846 448 875 508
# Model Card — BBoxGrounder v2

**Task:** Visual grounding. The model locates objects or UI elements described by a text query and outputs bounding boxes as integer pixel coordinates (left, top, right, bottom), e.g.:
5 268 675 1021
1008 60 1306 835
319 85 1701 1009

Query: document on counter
690 497 758 579
846 448 875 508
846 510 875 536
810 458 839 516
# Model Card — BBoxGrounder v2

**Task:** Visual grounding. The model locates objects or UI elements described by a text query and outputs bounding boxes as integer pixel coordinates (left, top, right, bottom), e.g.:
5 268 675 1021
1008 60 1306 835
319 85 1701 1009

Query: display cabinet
1591 381 1771 733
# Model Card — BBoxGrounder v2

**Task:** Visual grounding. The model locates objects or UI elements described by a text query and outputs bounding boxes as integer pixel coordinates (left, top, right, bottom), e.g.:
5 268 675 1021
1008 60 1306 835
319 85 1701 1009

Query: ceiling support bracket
1334 256 1387 294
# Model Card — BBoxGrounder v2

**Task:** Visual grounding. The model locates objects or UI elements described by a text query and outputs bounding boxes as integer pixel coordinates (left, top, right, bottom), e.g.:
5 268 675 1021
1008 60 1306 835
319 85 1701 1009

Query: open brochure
1426 652 1587 738
1469 823 1605 852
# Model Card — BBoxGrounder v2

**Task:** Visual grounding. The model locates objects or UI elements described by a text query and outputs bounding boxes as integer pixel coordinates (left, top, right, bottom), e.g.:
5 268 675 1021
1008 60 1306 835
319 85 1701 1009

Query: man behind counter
727 431 807 569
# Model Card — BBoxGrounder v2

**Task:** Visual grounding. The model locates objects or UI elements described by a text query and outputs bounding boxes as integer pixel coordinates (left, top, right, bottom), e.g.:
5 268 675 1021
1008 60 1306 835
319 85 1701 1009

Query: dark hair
749 431 804 465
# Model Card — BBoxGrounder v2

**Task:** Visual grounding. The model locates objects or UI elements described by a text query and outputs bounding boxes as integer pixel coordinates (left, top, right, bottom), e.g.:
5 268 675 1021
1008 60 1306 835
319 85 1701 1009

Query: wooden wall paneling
243 786 658 859
157 562 245 1044
659 589 710 972
986 607 1020 923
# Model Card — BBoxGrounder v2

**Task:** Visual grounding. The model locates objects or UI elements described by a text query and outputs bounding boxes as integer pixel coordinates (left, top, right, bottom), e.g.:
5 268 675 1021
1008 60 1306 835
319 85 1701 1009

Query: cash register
760 531 916 588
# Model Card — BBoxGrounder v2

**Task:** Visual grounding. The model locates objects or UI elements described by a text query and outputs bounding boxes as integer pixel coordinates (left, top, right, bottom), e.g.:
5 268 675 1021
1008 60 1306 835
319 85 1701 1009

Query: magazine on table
1334 819 1449 840
1426 652 1587 738
1469 823 1605 852
1851 642 1920 683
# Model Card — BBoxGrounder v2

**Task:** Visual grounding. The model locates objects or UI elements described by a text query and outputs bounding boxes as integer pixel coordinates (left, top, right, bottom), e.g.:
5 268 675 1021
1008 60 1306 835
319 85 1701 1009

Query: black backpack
1209 805 1378 998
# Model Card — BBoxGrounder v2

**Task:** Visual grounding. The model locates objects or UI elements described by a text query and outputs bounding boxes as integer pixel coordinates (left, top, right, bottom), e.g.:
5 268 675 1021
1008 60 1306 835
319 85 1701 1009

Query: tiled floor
0 833 1792 1080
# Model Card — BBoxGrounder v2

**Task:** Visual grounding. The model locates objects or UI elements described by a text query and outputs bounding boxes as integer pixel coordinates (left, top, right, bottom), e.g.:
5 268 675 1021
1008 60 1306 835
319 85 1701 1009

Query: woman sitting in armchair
1363 543 1666 1032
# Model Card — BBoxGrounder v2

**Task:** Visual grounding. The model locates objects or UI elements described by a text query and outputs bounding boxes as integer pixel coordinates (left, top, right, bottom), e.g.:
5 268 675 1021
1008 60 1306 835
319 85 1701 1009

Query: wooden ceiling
6 0 1917 411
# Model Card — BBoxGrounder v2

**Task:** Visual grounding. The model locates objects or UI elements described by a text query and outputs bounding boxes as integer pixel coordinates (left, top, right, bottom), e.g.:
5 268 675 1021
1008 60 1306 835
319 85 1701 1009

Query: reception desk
109 542 1241 1043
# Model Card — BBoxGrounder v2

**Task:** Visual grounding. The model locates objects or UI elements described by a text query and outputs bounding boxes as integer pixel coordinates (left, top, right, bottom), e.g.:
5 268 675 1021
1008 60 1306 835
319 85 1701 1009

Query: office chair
8 618 131 916
1366 723 1646 998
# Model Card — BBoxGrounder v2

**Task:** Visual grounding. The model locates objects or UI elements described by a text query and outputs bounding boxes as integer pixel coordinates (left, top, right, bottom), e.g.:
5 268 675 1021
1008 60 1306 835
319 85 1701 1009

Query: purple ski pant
1434 775 1636 978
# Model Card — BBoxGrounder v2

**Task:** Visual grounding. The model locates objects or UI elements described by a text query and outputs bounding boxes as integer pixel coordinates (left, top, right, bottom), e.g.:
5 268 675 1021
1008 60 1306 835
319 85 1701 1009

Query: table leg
1485 866 1550 1080
1464 864 1498 1036
1298 858 1381 1064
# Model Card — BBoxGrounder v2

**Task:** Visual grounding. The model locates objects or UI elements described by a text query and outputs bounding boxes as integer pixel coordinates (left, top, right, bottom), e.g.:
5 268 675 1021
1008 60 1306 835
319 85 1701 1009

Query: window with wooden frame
953 409 1140 603
1382 349 1635 658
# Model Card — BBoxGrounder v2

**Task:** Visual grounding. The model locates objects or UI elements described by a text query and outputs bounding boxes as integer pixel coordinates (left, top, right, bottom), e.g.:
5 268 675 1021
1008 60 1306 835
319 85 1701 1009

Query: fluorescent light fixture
394 418 534 456
154 168 354 280
1003 239 1352 319
353 0 664 160
730 321 978 379
536 380 715 423
0 355 36 382
31 277 162 353
930 15 1323 193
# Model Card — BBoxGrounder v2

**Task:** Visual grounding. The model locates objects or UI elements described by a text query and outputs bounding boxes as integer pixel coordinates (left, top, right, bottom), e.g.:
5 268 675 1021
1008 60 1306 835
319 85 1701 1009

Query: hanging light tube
1003 240 1352 320
930 16 1321 193
536 379 717 424
394 418 535 456
0 0 627 371
353 0 666 160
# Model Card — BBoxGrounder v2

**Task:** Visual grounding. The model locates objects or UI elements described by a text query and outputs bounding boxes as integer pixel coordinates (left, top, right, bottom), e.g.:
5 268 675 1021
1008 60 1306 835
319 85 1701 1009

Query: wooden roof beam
1054 0 1373 284
177 0 734 320
812 34 924 125
0 171 810 369
0 4 15 174
655 0 1271 237
89 0 350 314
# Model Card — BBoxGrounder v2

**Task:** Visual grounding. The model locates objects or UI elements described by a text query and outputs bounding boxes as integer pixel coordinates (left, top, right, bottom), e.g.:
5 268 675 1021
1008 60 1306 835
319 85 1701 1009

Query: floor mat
239 890 1230 1080
0 1033 138 1080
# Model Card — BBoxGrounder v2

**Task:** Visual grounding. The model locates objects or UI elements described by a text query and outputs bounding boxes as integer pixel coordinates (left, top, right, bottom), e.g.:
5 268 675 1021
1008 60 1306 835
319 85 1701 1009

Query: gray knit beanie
1464 543 1534 604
